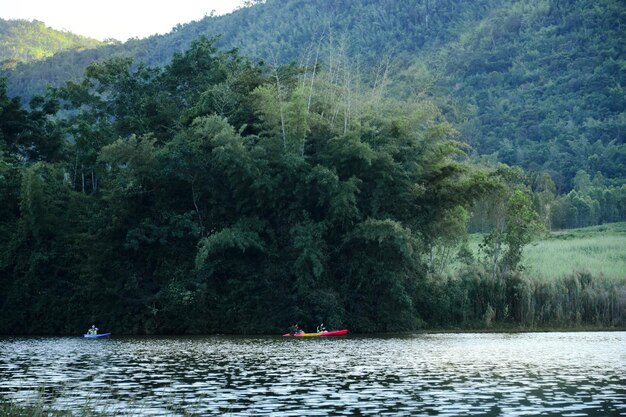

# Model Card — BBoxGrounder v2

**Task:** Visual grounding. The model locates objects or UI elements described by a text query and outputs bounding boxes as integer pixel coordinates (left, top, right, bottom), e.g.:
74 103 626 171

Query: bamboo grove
1 37 624 334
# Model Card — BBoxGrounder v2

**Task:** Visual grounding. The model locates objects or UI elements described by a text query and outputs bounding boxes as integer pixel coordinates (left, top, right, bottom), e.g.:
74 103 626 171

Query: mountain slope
2 0 624 188
0 19 102 66
2 0 501 101
434 0 626 189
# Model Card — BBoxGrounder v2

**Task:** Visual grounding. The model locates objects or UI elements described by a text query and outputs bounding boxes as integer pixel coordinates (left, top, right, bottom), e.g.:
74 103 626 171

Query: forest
1 33 624 334
0 0 625 334
3 0 625 224
0 18 101 65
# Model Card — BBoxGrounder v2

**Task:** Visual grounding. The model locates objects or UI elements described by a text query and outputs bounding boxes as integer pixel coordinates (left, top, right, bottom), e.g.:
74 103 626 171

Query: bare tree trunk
271 57 287 151
491 205 507 279
491 236 500 280
372 57 390 106
429 245 434 271
73 153 78 191
299 44 312 90
343 64 352 134
439 246 451 275
330 104 341 130
191 175 204 234
307 32 324 113
277 80 287 150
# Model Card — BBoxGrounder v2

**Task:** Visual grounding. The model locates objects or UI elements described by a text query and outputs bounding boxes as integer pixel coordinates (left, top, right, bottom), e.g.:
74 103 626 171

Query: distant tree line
547 170 626 230
0 18 101 65
469 165 626 233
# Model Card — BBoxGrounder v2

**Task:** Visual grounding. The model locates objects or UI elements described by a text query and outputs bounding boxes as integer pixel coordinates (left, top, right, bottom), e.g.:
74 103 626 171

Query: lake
0 332 624 416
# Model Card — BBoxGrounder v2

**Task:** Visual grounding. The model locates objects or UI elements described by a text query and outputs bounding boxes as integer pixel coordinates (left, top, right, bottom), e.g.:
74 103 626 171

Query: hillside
1 0 625 189
0 18 102 67
2 0 500 101
433 0 626 190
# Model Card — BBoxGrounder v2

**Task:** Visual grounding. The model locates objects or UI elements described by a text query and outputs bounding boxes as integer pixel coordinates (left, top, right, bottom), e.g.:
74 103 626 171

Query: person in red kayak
288 323 304 336
316 323 327 333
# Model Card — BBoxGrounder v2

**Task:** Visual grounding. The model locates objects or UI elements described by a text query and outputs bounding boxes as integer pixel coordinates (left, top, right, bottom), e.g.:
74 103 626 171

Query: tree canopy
0 37 493 334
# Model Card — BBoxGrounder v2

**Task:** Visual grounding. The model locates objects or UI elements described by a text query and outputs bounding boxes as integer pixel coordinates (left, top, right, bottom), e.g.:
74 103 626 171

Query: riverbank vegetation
0 400 73 417
520 223 626 281
426 223 626 329
1 35 624 335
0 395 194 416
456 223 626 281
422 270 625 330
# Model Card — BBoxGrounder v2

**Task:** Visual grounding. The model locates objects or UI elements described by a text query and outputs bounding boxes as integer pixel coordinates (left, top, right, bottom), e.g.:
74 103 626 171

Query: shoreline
2 326 626 337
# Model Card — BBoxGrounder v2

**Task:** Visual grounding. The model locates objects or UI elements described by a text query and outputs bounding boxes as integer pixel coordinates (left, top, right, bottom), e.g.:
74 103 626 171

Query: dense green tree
0 77 63 162
0 162 90 334
477 166 543 277
533 171 557 231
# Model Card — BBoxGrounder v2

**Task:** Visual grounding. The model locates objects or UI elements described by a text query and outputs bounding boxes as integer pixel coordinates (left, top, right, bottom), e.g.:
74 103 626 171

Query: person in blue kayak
316 323 327 333
87 325 98 335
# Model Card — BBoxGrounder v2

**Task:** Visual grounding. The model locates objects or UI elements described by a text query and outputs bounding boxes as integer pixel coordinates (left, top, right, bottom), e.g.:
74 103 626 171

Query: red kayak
282 329 348 337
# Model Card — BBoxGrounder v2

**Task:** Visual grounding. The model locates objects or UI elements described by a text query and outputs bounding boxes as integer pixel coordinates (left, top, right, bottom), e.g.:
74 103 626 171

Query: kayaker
288 323 299 336
88 325 98 335
317 323 327 333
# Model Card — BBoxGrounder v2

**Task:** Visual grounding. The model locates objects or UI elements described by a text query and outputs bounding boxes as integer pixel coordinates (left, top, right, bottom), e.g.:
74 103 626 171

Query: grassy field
464 222 626 281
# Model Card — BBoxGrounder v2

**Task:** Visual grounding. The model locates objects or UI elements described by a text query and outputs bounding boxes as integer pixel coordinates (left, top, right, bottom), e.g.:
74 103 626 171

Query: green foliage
473 165 544 277
1 36 490 334
420 268 626 328
1 31 622 335
437 0 626 189
3 0 624 196
542 169 626 229
427 205 470 274
451 222 626 282
0 18 101 64
4 0 498 99
0 77 64 162
501 189 543 270
522 223 626 281
196 219 267 269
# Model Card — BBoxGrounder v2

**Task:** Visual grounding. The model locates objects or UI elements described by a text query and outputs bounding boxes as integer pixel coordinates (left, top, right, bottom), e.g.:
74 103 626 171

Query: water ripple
0 332 624 416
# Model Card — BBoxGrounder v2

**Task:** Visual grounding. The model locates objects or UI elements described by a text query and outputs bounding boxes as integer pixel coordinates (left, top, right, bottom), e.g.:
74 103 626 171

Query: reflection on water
0 332 624 416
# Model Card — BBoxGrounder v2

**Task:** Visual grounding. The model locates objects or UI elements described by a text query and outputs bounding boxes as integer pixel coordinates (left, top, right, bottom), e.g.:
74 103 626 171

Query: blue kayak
83 333 111 338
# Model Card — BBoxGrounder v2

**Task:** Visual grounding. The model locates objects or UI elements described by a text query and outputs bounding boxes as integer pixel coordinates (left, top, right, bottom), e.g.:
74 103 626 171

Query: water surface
1 332 624 416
